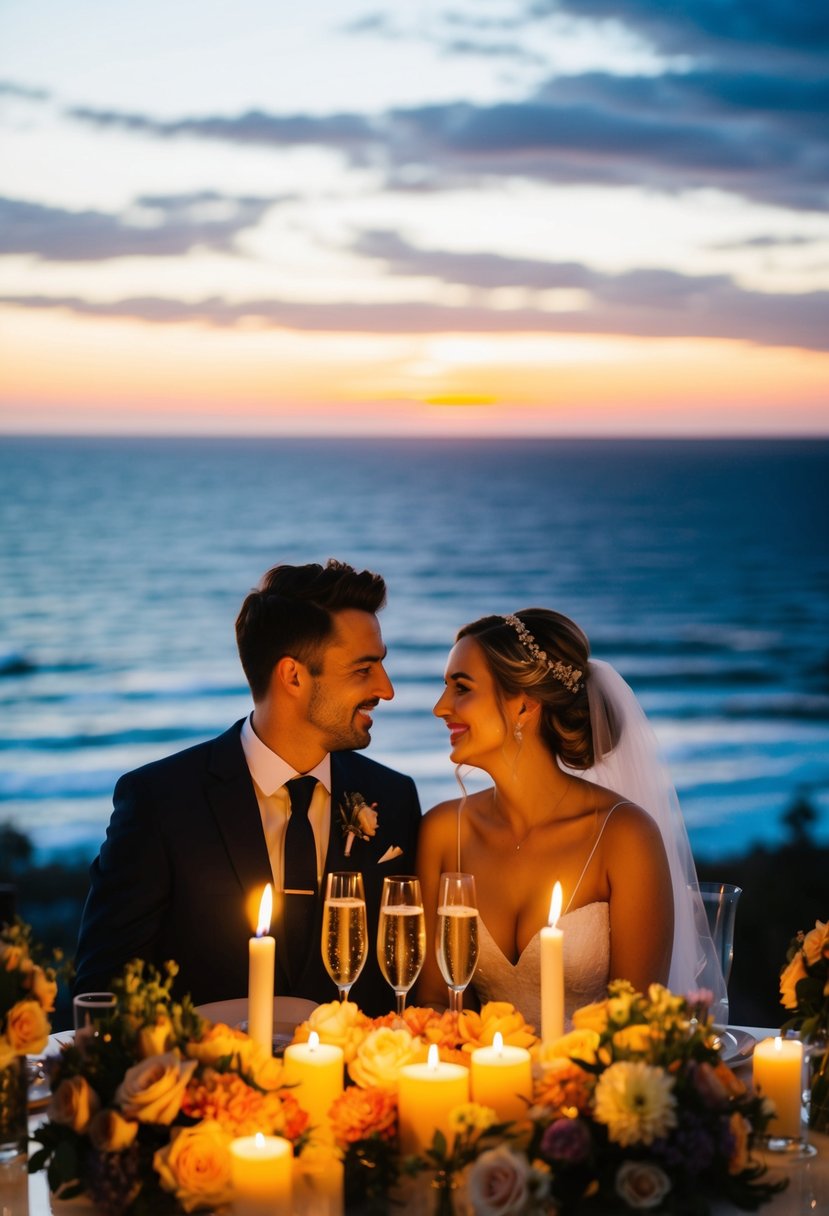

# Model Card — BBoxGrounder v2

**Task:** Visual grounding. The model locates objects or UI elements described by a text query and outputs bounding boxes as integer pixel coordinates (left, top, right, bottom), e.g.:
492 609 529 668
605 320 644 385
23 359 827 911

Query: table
2 1027 826 1215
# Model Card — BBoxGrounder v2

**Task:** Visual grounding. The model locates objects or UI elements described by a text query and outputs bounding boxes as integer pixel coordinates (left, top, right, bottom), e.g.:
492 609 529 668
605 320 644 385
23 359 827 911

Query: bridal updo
456 609 612 769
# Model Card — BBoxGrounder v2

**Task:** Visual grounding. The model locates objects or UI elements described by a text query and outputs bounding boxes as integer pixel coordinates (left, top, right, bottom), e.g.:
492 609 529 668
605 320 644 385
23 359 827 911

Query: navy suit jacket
73 722 422 1016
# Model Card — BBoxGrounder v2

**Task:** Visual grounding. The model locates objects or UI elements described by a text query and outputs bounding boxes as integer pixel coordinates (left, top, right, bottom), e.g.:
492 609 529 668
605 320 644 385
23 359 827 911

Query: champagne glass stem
448 988 463 1014
396 991 407 1016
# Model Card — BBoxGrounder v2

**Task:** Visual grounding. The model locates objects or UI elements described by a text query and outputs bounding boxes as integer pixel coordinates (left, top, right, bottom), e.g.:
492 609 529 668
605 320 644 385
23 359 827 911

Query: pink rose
615 1160 672 1209
466 1146 534 1215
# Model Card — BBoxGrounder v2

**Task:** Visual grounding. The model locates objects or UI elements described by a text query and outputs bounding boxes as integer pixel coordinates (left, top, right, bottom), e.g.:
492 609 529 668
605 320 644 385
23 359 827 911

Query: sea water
1 435 827 863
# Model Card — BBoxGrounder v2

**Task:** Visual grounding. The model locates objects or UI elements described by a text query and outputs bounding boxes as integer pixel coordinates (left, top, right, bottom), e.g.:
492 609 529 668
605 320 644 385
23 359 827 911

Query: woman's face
433 635 519 768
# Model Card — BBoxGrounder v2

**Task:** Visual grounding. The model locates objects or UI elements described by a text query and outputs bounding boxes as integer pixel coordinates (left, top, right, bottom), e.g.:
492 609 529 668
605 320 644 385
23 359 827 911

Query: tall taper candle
540 882 564 1046
249 884 275 1053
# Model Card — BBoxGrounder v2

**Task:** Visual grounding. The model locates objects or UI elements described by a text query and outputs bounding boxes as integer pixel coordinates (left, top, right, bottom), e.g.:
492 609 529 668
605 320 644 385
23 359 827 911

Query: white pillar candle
398 1043 470 1154
282 1031 345 1140
541 882 564 1046
248 884 275 1053
231 1132 292 1216
470 1031 533 1122
753 1036 803 1139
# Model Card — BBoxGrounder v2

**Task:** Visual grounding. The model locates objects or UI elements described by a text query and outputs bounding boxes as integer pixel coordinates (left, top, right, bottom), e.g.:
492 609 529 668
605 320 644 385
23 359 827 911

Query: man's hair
235 559 387 700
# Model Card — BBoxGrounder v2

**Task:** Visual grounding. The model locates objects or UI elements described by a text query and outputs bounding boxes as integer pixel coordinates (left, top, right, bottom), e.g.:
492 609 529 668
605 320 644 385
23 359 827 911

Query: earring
514 720 523 743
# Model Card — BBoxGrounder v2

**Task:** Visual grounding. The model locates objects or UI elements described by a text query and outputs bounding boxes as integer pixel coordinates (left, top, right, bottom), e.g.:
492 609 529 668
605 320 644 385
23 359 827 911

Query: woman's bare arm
604 805 674 991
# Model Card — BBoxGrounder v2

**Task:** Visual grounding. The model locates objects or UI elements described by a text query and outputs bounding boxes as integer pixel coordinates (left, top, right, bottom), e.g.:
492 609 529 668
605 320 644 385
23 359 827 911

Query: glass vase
0 1054 28 1162
431 1169 458 1216
807 1034 829 1135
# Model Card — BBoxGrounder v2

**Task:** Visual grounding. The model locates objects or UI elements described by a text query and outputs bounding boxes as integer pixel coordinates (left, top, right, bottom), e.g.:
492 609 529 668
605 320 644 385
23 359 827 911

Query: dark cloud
0 80 50 101
0 192 278 262
3 249 826 351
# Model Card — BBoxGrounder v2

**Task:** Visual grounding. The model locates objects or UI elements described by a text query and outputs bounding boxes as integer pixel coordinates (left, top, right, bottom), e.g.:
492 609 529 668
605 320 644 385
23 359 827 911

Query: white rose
615 1160 672 1209
115 1051 196 1124
465 1146 532 1215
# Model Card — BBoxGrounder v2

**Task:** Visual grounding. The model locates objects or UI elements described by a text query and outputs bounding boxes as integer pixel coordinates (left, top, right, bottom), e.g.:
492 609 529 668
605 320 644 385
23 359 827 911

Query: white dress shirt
240 713 332 889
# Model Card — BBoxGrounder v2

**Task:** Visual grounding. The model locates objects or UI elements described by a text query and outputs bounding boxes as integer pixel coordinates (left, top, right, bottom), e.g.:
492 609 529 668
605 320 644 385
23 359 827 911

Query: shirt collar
240 713 331 795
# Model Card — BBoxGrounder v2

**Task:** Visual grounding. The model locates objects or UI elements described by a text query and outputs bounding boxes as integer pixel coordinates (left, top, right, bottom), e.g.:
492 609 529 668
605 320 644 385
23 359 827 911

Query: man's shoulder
117 721 244 787
333 750 416 790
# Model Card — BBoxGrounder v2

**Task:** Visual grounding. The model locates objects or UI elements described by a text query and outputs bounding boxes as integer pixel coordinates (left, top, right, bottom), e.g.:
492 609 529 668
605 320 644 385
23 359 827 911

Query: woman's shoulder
422 789 492 829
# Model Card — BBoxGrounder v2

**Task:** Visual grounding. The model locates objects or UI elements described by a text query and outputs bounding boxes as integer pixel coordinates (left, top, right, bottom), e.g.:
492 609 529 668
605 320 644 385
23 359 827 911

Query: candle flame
427 1043 440 1071
255 1132 265 1149
774 1036 783 1052
493 1031 504 1056
309 1031 320 1052
256 884 273 937
548 882 562 927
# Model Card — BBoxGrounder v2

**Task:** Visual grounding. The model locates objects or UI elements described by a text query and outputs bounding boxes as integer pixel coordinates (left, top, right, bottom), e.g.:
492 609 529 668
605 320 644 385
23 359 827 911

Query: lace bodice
472 902 610 1032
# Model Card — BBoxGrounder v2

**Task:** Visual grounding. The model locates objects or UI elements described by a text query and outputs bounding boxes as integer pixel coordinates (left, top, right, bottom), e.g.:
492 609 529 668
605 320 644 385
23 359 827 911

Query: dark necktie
283 775 318 984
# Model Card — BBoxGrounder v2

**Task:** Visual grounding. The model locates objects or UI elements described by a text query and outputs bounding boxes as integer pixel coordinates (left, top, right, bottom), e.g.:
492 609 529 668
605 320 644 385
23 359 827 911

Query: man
73 560 421 1015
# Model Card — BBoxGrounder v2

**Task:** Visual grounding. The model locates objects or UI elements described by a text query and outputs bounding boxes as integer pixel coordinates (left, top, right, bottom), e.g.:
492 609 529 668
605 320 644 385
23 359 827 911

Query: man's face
305 609 394 751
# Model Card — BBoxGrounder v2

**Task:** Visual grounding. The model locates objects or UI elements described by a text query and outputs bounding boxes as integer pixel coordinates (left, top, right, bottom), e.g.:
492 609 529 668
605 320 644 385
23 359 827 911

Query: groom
73 560 421 1015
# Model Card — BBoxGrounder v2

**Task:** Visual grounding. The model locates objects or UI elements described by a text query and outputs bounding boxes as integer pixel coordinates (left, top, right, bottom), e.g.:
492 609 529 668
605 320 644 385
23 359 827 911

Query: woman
416 609 723 1028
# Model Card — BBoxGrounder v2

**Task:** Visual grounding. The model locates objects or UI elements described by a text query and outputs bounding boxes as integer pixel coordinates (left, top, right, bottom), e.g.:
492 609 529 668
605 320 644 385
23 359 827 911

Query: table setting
2 888 827 1215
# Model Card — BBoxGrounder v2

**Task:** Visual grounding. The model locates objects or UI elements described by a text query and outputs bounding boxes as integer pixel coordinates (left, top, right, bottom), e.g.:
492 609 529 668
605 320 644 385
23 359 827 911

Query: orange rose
5 998 50 1054
571 1000 610 1035
329 1085 397 1145
115 1052 197 1124
803 921 829 966
30 966 58 1013
779 951 807 1011
48 1076 101 1133
187 1022 283 1090
727 1112 751 1175
88 1109 139 1151
458 1002 536 1052
153 1120 233 1213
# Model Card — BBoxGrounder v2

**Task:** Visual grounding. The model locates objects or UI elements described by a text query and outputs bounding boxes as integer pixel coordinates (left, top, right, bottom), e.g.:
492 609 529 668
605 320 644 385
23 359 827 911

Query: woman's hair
457 608 601 769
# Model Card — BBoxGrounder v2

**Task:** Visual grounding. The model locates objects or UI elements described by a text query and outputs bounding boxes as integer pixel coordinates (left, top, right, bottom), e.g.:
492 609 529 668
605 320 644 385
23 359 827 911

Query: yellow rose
153 1120 233 1214
30 966 58 1013
297 1000 371 1062
612 1025 654 1055
5 998 50 1054
540 1028 601 1064
572 1000 609 1035
779 952 807 1011
348 1026 422 1090
115 1051 197 1124
88 1108 139 1151
803 921 829 966
48 1075 101 1133
187 1023 284 1091
137 1015 174 1059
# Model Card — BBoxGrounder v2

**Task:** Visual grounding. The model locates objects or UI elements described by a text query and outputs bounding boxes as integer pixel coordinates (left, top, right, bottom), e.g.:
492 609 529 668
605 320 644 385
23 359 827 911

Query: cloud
0 192 278 261
0 80 50 101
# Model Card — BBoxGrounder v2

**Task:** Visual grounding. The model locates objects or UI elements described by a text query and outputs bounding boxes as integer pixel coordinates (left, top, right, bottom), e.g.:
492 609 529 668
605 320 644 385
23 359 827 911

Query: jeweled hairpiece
502 614 583 693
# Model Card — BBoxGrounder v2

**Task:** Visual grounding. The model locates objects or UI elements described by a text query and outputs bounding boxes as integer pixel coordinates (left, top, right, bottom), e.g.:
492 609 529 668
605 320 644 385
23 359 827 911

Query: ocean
1 435 827 865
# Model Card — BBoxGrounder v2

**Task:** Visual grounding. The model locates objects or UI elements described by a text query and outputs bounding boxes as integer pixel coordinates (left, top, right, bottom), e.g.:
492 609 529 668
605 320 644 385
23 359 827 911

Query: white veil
565 659 727 1012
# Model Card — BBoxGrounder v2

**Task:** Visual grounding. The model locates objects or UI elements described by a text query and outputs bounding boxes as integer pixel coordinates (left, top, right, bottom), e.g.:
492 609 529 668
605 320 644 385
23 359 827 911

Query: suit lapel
206 721 272 897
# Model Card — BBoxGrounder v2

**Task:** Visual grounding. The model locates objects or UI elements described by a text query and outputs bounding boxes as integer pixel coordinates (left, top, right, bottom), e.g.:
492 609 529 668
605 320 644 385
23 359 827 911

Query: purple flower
540 1117 592 1164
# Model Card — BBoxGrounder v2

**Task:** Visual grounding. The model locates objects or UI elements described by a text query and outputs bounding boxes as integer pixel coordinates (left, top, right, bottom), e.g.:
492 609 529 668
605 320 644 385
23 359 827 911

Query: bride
416 609 725 1028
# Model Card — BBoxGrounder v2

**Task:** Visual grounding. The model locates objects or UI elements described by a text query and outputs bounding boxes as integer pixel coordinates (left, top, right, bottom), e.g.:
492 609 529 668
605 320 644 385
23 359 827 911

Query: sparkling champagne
437 905 479 989
377 904 426 992
322 897 367 989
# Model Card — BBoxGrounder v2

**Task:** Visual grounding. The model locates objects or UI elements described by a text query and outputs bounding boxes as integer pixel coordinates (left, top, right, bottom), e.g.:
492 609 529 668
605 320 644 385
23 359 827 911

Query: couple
74 559 724 1024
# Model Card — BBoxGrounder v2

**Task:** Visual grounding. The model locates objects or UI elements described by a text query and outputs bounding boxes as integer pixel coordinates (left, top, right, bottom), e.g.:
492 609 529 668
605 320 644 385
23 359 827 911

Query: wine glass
377 875 426 1015
322 871 368 1002
436 872 479 1013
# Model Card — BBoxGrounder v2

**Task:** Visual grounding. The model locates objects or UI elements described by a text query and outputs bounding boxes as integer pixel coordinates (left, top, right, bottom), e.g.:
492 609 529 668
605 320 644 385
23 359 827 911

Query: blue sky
1 0 827 435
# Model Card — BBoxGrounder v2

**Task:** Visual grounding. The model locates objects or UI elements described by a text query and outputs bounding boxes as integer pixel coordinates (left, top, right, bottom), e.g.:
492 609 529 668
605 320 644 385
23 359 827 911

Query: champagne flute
436 872 479 1013
377 875 426 1015
322 871 368 1002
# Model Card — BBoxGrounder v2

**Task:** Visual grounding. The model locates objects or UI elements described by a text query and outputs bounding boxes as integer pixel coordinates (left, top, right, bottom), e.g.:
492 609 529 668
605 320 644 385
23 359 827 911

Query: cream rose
88 1108 139 1152
300 1000 370 1062
5 998 50 1054
115 1051 197 1124
48 1075 101 1133
348 1026 422 1091
153 1120 233 1214
465 1145 535 1215
615 1160 672 1209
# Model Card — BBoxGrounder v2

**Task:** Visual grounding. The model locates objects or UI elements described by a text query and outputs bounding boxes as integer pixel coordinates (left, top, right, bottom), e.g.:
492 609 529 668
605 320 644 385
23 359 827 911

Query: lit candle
230 1132 292 1216
470 1031 533 1122
540 882 564 1046
248 884 275 1053
398 1043 469 1154
282 1031 344 1140
753 1036 803 1139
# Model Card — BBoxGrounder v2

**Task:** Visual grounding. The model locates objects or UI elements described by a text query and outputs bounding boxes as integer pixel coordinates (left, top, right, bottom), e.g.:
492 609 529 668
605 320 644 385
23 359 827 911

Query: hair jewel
502 614 583 693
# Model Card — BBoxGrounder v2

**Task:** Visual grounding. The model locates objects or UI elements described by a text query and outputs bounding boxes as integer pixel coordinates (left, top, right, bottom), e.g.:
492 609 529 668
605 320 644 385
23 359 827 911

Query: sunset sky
2 0 827 436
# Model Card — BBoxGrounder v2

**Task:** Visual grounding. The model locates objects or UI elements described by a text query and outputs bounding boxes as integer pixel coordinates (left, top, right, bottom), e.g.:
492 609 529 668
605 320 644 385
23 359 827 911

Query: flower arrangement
0 918 58 1066
338 791 378 856
31 960 310 1214
292 982 786 1215
780 917 829 1133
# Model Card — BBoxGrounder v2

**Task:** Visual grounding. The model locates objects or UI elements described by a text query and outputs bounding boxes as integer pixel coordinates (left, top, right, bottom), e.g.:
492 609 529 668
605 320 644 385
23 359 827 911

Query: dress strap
563 801 628 915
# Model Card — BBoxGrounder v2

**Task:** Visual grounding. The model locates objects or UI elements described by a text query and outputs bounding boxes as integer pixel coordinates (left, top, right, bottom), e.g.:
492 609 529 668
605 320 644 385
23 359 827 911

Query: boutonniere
339 791 379 856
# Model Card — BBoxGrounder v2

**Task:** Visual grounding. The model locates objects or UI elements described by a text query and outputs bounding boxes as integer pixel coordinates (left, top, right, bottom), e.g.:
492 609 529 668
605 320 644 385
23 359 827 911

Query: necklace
494 777 574 851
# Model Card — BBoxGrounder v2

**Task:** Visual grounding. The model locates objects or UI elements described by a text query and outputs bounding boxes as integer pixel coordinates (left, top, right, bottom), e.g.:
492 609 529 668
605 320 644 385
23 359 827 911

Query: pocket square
378 845 403 864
